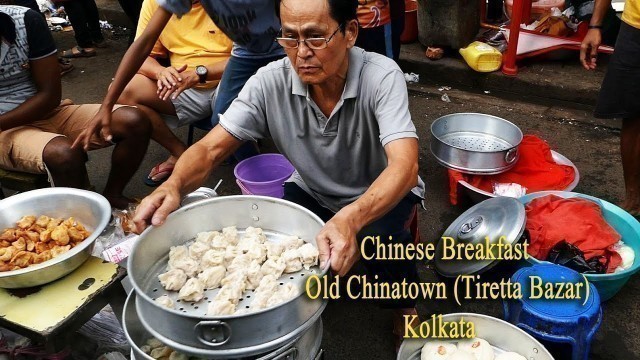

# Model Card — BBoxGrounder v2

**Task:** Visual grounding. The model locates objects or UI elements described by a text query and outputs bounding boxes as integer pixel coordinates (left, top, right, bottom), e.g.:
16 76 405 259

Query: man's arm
133 125 244 230
71 7 172 150
580 0 612 70
315 138 419 276
0 54 61 130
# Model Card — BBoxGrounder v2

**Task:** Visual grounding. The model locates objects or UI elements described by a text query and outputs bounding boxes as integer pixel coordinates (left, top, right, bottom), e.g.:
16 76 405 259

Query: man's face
279 0 357 85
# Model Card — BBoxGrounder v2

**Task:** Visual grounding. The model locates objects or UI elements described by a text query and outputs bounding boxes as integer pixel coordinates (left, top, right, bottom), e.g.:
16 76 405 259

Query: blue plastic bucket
234 154 295 198
518 191 640 301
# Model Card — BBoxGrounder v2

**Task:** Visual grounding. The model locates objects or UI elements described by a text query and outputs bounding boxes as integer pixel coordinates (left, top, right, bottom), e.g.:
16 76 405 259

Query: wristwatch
195 65 208 84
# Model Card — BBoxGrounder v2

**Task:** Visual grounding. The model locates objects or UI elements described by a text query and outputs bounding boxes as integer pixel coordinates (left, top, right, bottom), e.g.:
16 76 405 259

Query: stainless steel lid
180 187 218 207
435 197 526 277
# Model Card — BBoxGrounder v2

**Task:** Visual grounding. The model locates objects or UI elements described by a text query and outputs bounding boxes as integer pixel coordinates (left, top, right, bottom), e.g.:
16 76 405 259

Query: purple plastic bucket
234 154 295 198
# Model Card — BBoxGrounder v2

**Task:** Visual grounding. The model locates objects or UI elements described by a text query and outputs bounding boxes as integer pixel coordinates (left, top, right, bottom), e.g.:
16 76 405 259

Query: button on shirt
220 47 425 212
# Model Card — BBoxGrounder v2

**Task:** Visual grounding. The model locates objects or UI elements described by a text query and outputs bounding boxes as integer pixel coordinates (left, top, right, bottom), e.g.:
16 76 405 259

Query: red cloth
526 195 622 273
448 135 576 205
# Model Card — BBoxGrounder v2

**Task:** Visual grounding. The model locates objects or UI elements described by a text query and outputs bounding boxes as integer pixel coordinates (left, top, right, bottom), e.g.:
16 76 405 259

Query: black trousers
63 0 103 48
116 0 143 45
283 182 420 308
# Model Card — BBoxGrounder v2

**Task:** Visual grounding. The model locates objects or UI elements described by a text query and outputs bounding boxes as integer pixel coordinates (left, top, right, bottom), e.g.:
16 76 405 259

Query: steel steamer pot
124 292 323 360
128 196 328 357
430 113 523 175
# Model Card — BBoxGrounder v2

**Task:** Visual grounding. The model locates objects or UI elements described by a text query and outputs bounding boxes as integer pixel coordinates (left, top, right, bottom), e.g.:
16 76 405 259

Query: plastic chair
504 263 602 360
187 117 214 145
0 168 50 199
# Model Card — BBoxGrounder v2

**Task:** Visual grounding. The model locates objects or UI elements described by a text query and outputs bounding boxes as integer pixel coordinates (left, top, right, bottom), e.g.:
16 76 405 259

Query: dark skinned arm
0 54 60 130
71 7 172 150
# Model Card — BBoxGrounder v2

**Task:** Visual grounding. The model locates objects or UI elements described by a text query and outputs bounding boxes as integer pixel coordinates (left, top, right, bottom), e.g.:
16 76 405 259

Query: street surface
51 28 638 360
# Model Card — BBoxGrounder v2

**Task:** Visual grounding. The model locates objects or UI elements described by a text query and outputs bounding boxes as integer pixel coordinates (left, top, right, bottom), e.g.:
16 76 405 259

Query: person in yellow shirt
581 0 640 215
117 0 232 186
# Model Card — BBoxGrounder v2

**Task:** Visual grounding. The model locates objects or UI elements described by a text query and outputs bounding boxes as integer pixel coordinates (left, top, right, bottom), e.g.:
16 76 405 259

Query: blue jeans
211 53 285 161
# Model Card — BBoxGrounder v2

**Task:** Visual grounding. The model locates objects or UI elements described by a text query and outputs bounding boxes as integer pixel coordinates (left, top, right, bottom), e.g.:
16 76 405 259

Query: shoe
61 46 96 58
144 161 175 187
58 58 74 76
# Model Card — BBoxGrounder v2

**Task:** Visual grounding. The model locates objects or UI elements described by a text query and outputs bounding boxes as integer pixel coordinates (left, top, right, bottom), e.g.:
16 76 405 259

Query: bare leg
104 107 152 208
119 74 187 166
620 117 640 215
43 136 90 188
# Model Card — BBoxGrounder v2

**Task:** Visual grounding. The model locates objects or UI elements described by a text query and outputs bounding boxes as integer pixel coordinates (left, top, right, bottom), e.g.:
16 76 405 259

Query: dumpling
298 243 319 269
194 231 217 245
170 256 199 278
154 295 174 309
200 249 225 270
457 338 495 360
221 269 247 287
245 260 263 290
282 248 303 273
266 283 298 307
237 236 261 254
260 257 286 278
244 226 267 243
222 226 239 245
448 352 476 360
215 282 246 304
246 244 267 263
146 338 163 348
420 341 457 360
158 269 187 291
495 353 526 360
207 299 236 316
227 254 252 274
224 246 242 267
210 233 229 250
281 235 304 251
198 266 226 289
189 240 210 260
178 278 205 302
250 275 279 310
169 352 189 360
265 242 285 259
167 245 189 266
150 346 172 359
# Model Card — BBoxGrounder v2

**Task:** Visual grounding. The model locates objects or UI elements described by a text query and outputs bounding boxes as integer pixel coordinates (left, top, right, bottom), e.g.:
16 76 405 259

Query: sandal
93 39 108 48
61 46 96 58
144 161 175 187
58 58 74 76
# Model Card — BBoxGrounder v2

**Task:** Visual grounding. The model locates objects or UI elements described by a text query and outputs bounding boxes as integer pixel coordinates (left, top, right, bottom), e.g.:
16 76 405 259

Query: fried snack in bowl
0 215 91 272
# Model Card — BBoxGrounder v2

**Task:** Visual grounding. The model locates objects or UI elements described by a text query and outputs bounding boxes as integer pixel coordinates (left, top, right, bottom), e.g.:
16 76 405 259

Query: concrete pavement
48 6 638 359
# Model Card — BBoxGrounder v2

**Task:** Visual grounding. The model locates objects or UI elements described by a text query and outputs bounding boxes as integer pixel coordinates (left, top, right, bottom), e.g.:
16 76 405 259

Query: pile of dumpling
140 337 195 360
154 226 319 316
420 338 526 360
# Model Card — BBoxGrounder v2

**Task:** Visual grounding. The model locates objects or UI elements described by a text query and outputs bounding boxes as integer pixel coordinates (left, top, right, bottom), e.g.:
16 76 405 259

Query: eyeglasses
275 25 343 50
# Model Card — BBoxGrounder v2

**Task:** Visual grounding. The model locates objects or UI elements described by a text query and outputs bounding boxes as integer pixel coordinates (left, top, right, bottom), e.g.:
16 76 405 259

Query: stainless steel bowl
458 150 580 203
397 313 554 360
128 195 328 353
431 113 523 175
0 188 111 288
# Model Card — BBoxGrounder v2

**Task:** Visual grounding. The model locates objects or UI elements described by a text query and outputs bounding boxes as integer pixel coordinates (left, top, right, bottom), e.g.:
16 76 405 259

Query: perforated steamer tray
144 229 320 317
439 131 513 152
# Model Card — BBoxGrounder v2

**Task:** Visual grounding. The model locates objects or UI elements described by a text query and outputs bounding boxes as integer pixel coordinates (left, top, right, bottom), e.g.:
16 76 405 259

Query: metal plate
440 132 513 152
435 197 526 277
397 313 554 360
458 150 580 203
145 229 321 318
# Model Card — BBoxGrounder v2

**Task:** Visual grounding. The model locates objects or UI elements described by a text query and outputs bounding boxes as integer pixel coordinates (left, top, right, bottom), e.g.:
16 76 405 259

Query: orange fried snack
0 215 91 272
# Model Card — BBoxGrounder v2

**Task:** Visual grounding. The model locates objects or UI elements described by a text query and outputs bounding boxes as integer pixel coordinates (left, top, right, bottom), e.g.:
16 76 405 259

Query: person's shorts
163 86 217 129
0 102 129 174
595 21 640 119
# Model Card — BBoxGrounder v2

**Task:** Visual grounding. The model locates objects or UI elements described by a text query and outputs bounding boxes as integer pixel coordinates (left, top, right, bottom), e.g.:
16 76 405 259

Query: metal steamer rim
143 228 323 319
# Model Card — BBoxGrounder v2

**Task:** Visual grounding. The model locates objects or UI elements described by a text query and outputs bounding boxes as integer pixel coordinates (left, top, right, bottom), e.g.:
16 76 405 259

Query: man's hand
580 28 602 70
156 64 187 92
71 106 113 151
158 69 199 101
315 212 361 276
132 183 182 233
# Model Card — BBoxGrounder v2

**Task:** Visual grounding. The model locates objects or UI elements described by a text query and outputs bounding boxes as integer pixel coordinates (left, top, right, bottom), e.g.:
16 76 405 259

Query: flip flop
144 162 175 187
61 46 96 58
